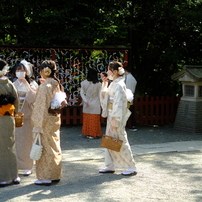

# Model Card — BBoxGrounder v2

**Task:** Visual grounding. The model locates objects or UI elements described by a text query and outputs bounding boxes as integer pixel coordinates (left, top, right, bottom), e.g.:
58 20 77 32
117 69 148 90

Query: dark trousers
128 104 137 127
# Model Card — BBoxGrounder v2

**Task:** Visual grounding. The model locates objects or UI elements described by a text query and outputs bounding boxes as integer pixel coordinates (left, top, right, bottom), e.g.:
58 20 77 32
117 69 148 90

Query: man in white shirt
124 66 137 131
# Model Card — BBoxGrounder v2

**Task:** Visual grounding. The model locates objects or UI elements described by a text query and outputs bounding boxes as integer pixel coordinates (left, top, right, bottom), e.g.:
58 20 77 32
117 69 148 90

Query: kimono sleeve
25 89 37 106
100 82 109 118
25 80 38 105
31 84 47 131
110 84 125 127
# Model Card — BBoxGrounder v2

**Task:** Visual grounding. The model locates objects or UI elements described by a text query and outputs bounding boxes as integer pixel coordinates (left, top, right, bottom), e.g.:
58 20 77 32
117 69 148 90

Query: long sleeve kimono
31 78 62 180
0 78 19 182
100 77 136 169
13 79 38 170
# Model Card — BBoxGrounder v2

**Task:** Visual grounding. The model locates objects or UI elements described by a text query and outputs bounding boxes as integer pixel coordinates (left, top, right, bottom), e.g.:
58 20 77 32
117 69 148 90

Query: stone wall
174 100 202 133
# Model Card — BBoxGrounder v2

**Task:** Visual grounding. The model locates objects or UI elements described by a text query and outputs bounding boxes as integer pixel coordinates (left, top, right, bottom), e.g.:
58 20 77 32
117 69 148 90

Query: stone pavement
0 126 202 202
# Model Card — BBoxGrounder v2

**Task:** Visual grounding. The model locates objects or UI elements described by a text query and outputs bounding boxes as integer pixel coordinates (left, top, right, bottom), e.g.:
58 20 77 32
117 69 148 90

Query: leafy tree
0 0 202 96
0 0 130 46
130 0 202 96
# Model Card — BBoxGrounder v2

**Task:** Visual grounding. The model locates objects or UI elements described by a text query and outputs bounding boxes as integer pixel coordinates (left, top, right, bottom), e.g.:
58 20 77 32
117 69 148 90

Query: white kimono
100 77 136 169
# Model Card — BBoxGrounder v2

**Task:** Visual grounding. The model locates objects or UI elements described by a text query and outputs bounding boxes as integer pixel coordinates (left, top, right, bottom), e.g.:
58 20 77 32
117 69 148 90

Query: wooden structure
61 96 180 126
172 65 202 133
0 46 180 126
0 46 129 99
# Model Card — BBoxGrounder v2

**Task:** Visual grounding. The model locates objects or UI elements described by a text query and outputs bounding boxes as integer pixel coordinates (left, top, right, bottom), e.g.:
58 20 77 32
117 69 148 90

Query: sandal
121 169 137 176
34 180 52 186
99 167 115 173
13 177 21 184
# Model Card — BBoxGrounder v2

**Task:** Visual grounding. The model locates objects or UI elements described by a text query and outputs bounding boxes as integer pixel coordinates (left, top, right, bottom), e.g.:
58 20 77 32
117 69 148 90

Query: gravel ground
1 125 202 202
1 151 202 202
60 124 202 150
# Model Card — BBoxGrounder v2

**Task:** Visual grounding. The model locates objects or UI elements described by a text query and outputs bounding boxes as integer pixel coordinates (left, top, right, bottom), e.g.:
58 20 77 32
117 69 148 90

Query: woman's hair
87 68 99 84
15 63 31 83
39 60 63 91
0 59 7 70
0 59 10 77
108 61 124 76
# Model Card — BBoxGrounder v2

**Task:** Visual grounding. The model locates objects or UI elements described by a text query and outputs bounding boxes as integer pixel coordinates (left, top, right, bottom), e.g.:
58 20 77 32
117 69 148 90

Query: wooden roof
172 65 202 82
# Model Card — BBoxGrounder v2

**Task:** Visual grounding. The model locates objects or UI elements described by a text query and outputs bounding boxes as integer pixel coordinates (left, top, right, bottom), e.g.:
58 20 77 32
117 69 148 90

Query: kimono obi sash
108 97 114 110
19 97 25 110
108 97 130 110
0 104 15 116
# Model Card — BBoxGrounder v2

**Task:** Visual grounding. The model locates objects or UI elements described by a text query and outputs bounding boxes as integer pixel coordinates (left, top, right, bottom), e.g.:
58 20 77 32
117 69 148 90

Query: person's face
107 67 118 80
107 67 113 78
16 68 26 78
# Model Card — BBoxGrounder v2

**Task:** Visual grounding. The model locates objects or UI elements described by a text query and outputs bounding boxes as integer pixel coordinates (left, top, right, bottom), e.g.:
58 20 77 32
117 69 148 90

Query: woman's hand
18 77 27 83
60 100 68 108
39 78 45 84
100 73 109 85
85 102 89 107
18 78 32 90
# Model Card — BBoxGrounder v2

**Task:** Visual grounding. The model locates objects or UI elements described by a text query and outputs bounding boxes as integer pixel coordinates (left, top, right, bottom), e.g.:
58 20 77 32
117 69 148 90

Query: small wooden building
171 65 202 133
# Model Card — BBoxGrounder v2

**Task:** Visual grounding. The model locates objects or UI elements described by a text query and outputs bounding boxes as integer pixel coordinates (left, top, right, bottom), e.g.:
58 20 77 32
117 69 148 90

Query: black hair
15 63 31 83
0 94 16 105
87 68 99 84
124 66 132 73
0 59 7 71
108 61 123 73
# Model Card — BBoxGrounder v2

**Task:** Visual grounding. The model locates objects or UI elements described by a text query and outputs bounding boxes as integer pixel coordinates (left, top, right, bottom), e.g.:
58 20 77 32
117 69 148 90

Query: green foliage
0 0 130 45
0 0 202 96
130 0 202 96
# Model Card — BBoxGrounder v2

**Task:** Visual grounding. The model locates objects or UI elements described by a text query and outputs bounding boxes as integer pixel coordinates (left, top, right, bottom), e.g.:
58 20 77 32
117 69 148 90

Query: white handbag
30 133 43 160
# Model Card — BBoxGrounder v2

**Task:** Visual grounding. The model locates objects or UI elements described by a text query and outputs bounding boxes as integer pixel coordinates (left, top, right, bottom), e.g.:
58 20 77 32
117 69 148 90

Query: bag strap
34 133 41 145
38 133 41 145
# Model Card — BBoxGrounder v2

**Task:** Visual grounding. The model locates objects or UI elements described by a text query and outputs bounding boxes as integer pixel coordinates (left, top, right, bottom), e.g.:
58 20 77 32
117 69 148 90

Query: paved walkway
1 126 202 202
63 140 202 162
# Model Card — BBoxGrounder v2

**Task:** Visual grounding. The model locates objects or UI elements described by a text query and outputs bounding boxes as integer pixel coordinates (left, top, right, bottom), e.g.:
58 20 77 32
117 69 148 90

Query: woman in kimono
80 68 102 139
0 59 20 186
31 60 64 185
99 61 137 176
13 60 38 176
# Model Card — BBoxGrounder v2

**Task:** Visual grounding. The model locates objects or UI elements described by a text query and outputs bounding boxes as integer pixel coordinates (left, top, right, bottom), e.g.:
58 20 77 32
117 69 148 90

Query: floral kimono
31 78 62 180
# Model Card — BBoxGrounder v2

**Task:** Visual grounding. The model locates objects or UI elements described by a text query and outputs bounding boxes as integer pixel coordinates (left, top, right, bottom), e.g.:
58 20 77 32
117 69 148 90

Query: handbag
30 133 43 160
100 134 123 152
15 112 24 127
